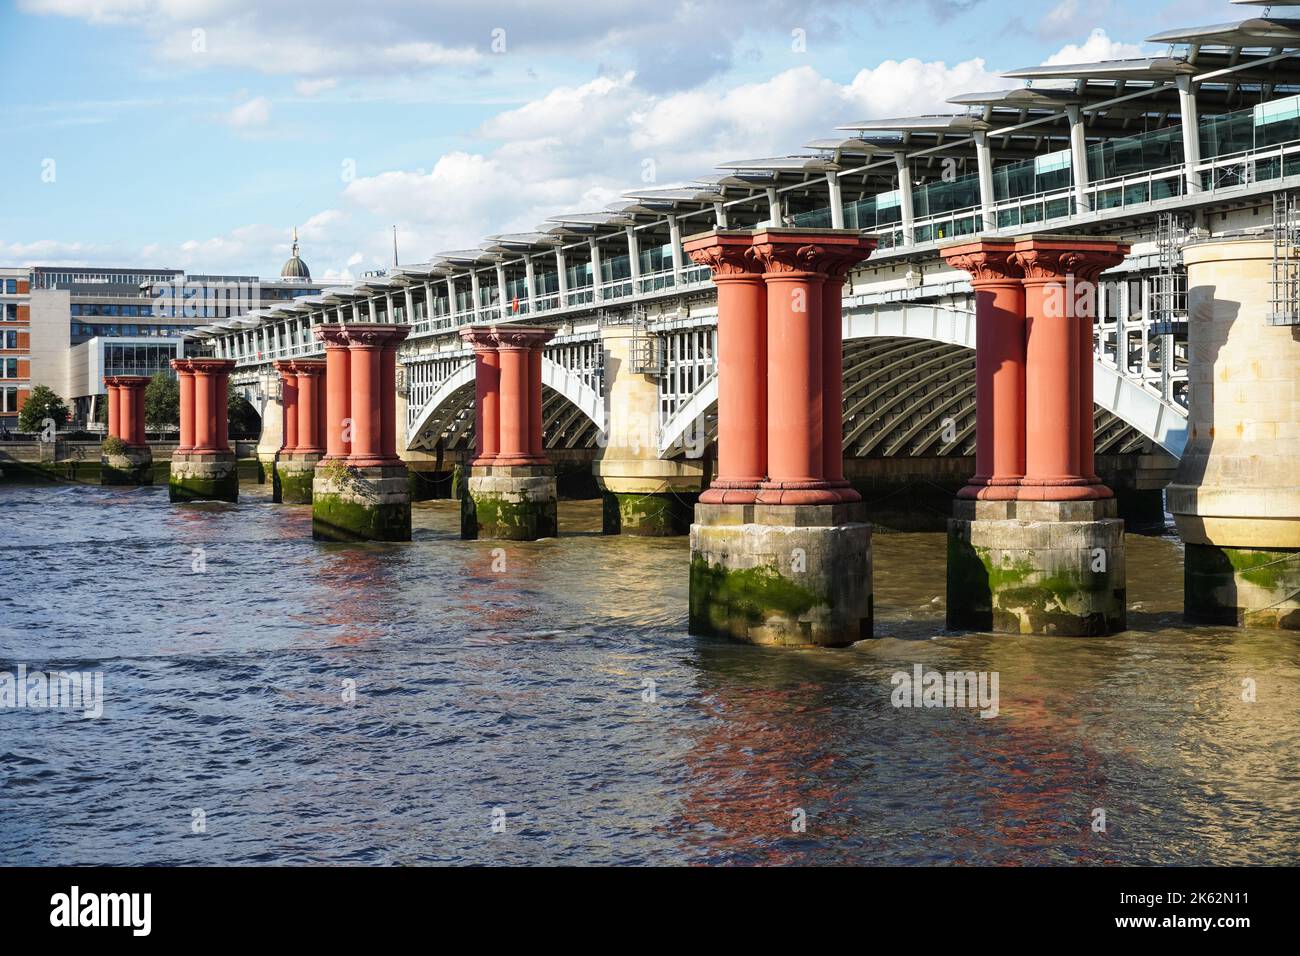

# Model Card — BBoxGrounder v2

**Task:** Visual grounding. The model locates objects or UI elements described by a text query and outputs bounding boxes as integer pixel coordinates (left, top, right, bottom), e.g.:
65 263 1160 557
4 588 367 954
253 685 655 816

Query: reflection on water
1 481 1297 865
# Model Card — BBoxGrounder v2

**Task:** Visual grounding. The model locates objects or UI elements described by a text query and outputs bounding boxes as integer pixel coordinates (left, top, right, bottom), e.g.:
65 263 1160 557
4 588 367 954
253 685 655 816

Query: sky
0 0 1247 282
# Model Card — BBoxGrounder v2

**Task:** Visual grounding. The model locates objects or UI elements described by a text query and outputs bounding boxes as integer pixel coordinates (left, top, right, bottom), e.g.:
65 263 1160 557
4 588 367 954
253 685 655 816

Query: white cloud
1040 0 1084 40
225 95 271 128
19 0 863 89
294 77 338 96
4 212 352 276
1043 28 1145 67
340 53 1012 262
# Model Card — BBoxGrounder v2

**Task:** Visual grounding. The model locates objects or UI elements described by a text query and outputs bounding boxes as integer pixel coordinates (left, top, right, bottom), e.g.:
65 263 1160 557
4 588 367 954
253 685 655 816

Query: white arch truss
405 355 605 451
657 303 1188 459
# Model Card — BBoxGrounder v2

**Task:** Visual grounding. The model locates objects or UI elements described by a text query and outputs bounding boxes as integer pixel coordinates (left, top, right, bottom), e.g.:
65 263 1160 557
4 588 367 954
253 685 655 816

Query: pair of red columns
171 358 234 454
941 237 1129 501
272 359 326 455
684 229 877 505
313 325 410 466
459 326 555 466
104 376 148 447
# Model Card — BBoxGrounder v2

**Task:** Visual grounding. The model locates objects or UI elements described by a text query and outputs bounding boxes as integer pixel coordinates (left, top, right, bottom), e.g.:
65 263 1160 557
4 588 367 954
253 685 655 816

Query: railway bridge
169 7 1300 638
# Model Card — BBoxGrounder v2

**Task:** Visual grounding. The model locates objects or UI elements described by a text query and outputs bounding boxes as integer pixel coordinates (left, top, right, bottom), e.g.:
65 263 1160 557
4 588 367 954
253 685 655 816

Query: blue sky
0 0 1239 280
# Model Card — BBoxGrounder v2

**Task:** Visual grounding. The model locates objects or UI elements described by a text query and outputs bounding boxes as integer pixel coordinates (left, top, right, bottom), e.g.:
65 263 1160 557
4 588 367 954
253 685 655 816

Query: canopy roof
196 11 1300 327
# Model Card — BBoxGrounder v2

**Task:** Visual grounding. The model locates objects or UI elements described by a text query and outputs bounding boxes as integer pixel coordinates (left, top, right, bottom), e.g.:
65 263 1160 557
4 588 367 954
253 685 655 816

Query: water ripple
0 483 1297 864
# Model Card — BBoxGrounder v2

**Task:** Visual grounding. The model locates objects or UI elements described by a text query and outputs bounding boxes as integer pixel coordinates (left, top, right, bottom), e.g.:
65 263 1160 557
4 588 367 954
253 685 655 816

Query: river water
1 479 1297 865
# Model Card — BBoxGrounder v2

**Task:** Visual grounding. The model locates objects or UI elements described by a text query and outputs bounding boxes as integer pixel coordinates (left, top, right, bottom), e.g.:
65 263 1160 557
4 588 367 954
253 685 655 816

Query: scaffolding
628 307 662 374
1150 211 1188 336
1268 191 1300 326
598 305 661 375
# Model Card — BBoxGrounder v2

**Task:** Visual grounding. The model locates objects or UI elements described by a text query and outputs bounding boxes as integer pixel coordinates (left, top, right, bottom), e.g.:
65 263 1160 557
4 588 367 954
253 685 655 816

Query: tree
144 372 179 429
227 382 260 438
18 385 69 433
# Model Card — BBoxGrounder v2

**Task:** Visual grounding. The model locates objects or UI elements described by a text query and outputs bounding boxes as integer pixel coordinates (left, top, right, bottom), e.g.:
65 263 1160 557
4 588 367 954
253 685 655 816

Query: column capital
1011 236 1130 282
338 323 411 349
313 324 349 347
940 239 1023 283
173 358 234 374
271 359 297 375
488 325 555 351
750 228 875 277
459 326 498 351
288 359 326 376
104 375 150 388
682 230 762 278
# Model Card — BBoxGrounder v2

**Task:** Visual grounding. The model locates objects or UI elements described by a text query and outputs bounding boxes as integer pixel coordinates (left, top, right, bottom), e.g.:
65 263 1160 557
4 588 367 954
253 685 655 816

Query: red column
336 324 411 466
119 382 136 445
381 345 398 460
460 326 553 466
752 229 878 506
193 367 214 452
1014 238 1128 501
820 241 876 501
173 361 195 451
118 377 148 447
214 367 230 453
684 232 767 504
495 337 530 465
316 376 328 453
274 360 298 453
183 360 233 454
941 240 1026 500
315 328 351 460
106 381 121 441
293 361 325 455
348 337 381 464
461 329 500 464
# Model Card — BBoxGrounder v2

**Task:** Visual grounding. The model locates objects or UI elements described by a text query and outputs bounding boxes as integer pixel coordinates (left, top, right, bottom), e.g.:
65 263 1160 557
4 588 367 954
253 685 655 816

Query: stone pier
272 359 325 504
311 324 411 541
942 236 1129 635
460 326 558 540
593 321 704 535
1169 239 1300 628
684 228 876 647
101 375 152 485
169 358 238 502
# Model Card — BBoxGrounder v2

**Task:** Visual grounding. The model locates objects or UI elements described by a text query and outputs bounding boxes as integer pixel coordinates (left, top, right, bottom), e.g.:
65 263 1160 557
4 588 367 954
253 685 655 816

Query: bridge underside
664 337 1155 463
408 383 604 454
408 335 1156 462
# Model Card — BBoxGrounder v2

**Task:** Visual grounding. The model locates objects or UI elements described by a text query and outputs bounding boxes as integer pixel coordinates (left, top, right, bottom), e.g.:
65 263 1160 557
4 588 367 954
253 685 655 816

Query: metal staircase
1268 191 1300 326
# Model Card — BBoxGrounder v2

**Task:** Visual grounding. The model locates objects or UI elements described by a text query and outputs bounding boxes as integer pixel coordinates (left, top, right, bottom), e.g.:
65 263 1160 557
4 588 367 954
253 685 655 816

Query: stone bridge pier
311 324 411 541
684 228 876 647
1170 239 1300 628
169 358 237 502
943 236 1130 636
460 326 558 540
594 322 705 535
101 375 152 485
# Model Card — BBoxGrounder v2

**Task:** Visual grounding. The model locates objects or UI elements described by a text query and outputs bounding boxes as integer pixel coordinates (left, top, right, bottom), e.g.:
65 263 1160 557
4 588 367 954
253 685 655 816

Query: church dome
280 228 310 280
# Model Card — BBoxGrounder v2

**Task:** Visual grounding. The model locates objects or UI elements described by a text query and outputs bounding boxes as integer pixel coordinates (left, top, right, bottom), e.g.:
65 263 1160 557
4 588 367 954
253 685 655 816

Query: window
1 386 17 412
2 358 17 378
4 280 16 294
3 330 16 349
